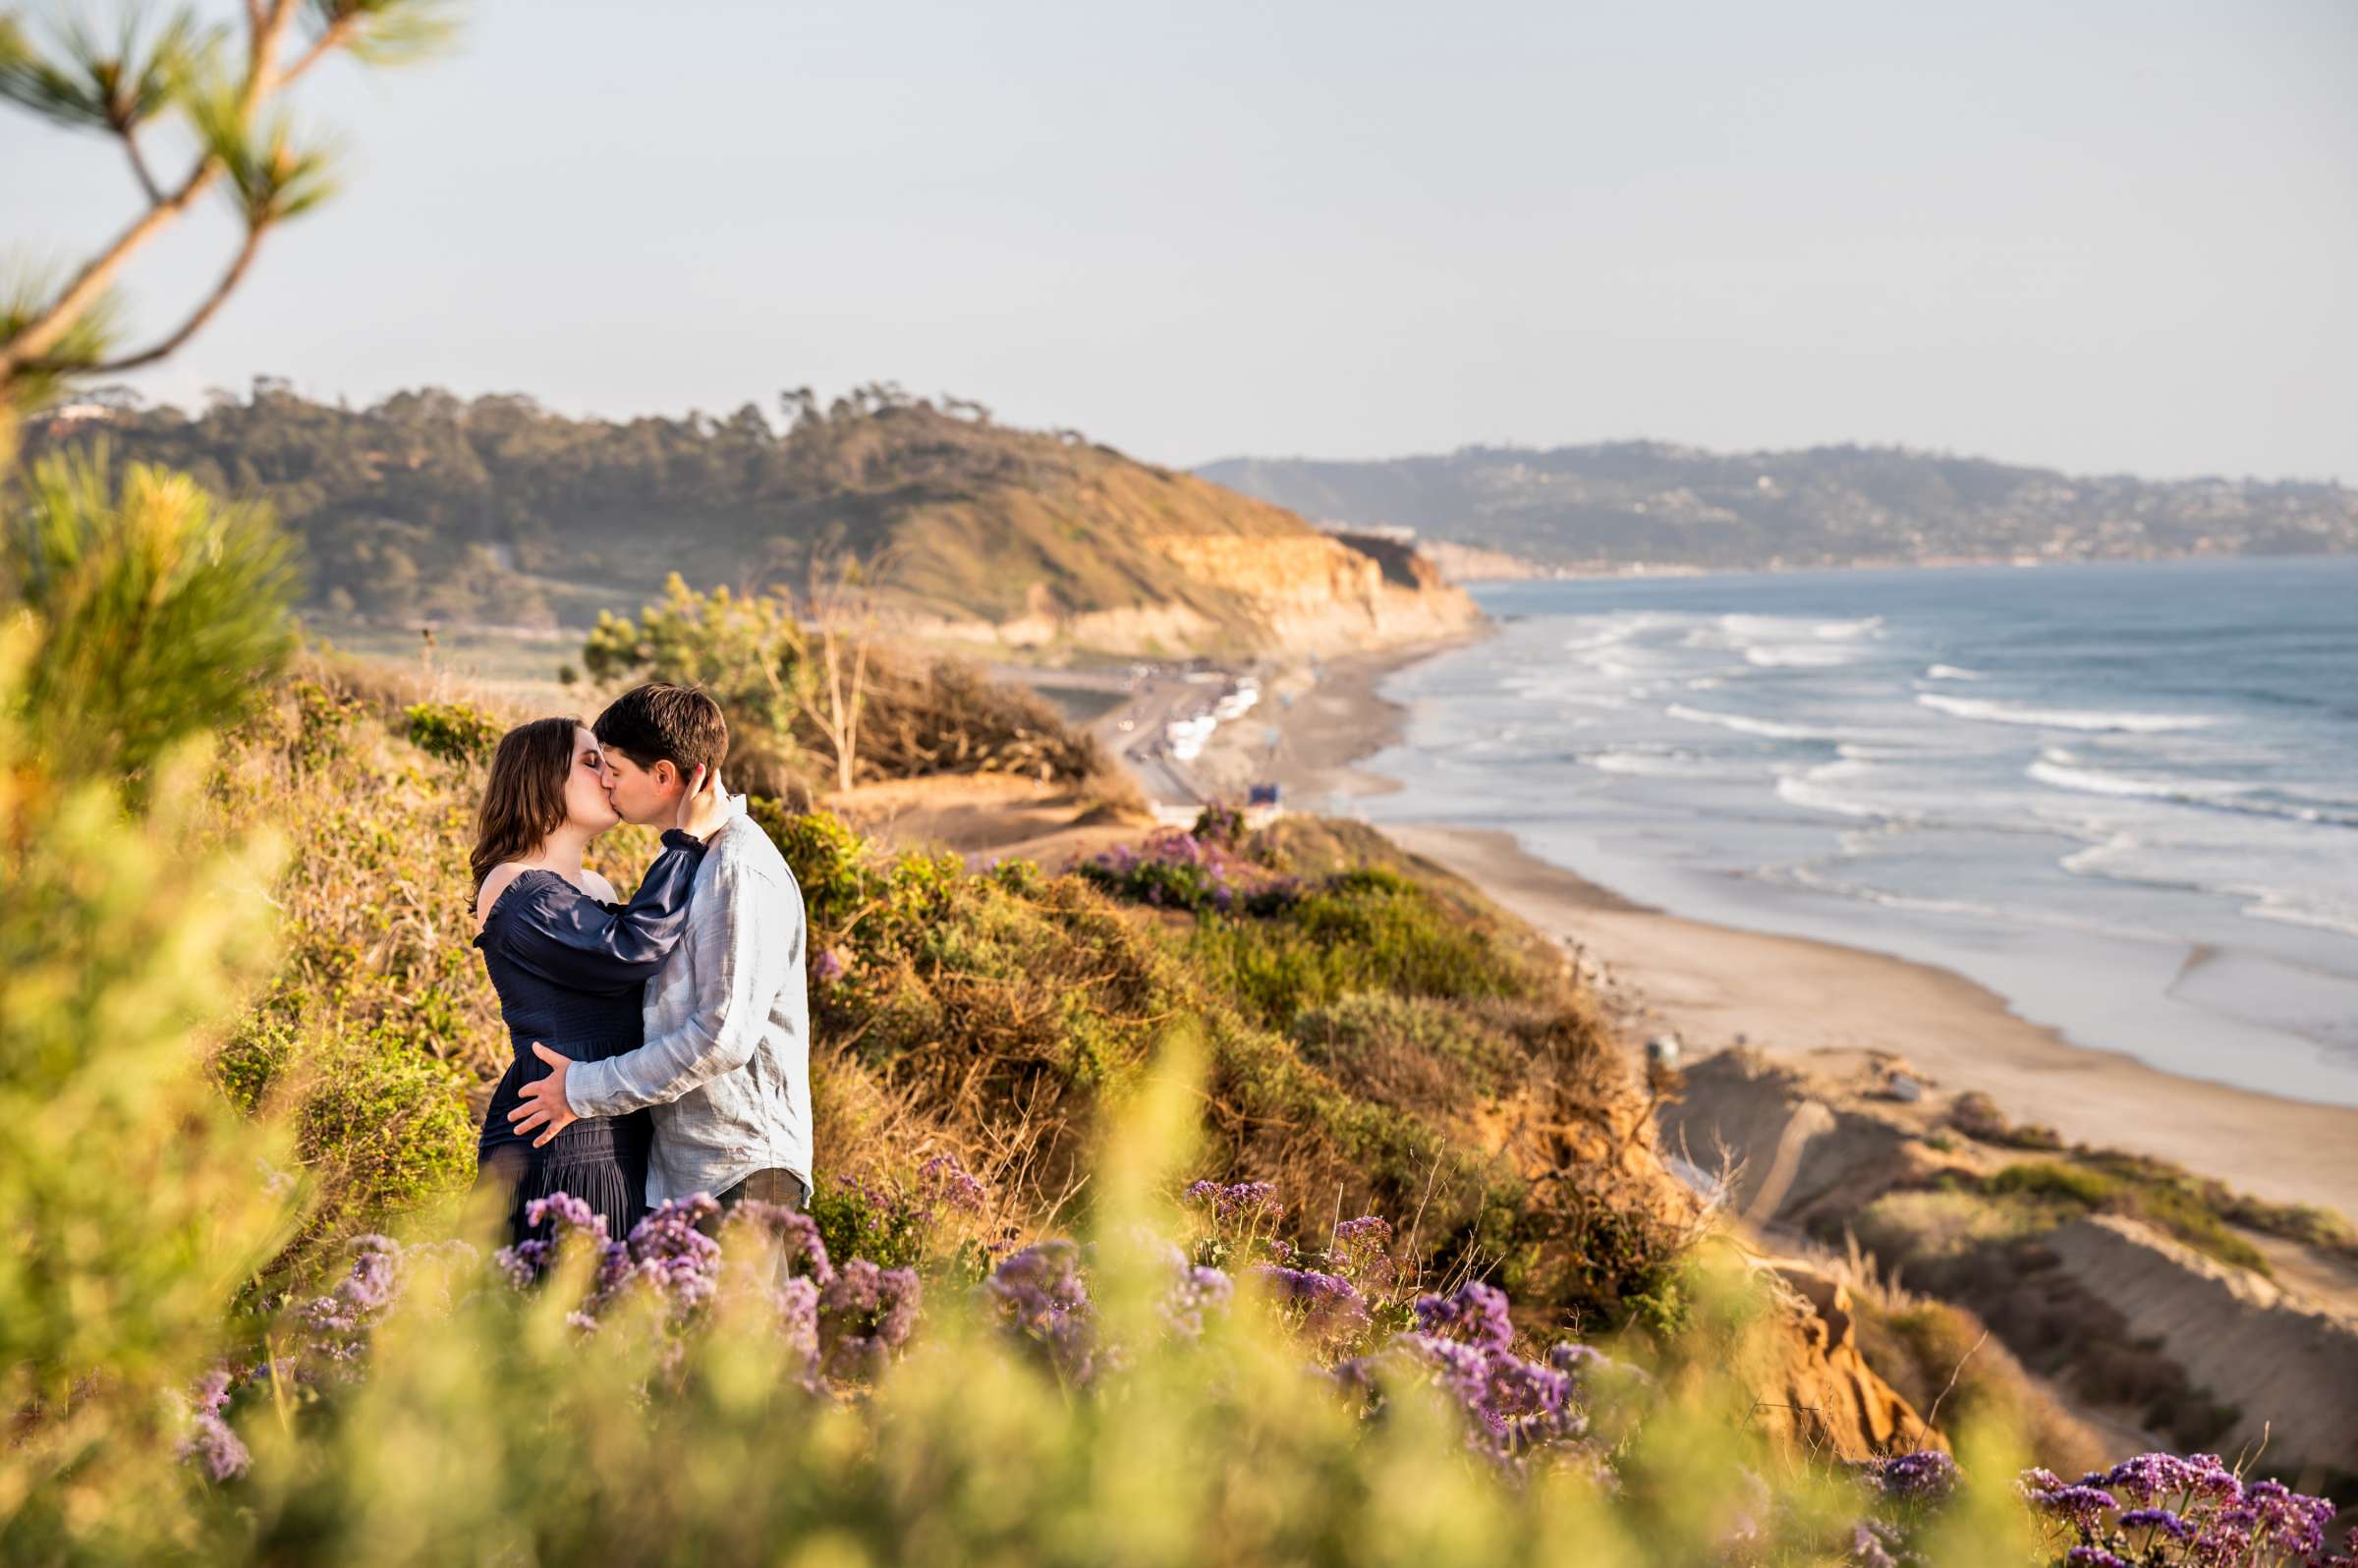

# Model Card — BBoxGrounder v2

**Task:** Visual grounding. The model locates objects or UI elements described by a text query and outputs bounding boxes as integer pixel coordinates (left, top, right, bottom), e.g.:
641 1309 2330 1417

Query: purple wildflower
1162 1262 1233 1340
180 1410 250 1483
1328 1215 1396 1291
2117 1508 2193 1542
774 1275 822 1383
1859 1449 1960 1505
917 1153 987 1216
587 1195 722 1315
2031 1486 2118 1531
814 947 847 983
1252 1264 1371 1345
2063 1550 2128 1568
2018 1467 2065 1497
818 1258 923 1378
1849 1518 1901 1568
1414 1280 1514 1352
2105 1452 2197 1504
985 1241 1100 1385
176 1369 249 1483
1182 1180 1283 1223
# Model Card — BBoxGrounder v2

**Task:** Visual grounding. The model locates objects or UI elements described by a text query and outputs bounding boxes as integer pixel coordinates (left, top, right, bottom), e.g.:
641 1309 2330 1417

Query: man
508 683 813 1212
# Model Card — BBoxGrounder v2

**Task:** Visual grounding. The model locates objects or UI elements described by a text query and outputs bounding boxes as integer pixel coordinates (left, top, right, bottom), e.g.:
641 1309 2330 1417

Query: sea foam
1917 692 2216 733
1665 703 1837 742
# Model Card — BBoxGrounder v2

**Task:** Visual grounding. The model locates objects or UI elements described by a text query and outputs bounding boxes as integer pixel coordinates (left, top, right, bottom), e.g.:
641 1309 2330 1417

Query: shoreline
1166 639 2358 1219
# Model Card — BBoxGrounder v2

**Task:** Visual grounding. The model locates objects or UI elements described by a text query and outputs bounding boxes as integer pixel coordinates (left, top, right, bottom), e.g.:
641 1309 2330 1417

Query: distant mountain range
1199 443 2358 572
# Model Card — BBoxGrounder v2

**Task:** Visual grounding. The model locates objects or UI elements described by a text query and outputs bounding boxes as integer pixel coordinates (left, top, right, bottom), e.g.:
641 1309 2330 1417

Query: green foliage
1987 1161 2116 1207
584 572 801 745
1290 992 1522 1101
1187 866 1535 1033
752 799 877 927
1986 1160 2269 1274
807 1180 930 1274
0 619 302 1540
4 446 296 780
1192 801 1246 844
213 1018 474 1240
401 698 501 766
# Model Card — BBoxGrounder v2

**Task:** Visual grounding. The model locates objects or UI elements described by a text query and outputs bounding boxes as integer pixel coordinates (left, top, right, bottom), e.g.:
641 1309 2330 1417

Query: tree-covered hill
1200 442 2358 572
28 382 1455 650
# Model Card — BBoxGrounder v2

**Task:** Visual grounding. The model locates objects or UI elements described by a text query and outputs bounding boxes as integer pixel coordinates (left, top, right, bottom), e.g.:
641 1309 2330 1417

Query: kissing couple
467 682 812 1248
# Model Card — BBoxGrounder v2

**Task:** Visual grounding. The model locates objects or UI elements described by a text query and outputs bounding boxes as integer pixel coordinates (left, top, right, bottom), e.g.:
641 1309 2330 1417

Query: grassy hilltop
31 383 1473 656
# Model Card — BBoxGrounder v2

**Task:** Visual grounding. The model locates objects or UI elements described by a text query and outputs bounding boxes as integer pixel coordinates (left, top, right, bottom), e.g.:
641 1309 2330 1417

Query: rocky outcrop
1137 532 1484 655
1659 1049 1983 1227
2043 1215 2358 1472
1742 1255 1945 1457
909 513 1484 658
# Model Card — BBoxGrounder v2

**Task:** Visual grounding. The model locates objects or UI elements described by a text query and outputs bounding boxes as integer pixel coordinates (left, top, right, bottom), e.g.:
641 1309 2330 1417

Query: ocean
1358 555 2358 1105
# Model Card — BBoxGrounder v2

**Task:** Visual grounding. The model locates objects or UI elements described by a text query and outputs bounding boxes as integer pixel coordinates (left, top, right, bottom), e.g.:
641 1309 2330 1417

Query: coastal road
1090 672 1226 809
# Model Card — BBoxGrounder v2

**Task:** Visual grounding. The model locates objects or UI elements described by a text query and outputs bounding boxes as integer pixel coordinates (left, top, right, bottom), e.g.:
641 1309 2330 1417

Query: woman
470 715 728 1246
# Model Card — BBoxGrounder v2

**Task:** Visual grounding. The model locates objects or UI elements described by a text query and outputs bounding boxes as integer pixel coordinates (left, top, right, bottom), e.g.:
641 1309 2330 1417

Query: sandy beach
1177 644 2358 1220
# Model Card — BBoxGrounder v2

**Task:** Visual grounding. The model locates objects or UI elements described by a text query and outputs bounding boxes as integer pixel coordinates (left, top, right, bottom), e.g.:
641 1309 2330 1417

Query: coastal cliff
41 383 1482 661
1662 1048 2358 1475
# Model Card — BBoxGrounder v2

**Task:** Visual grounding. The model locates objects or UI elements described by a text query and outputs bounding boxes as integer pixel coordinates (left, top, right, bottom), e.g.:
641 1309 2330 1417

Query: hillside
28 383 1479 657
1200 442 2358 572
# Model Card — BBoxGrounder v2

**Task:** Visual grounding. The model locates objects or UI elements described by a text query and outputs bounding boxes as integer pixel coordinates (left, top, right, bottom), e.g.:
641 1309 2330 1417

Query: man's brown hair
592 683 728 781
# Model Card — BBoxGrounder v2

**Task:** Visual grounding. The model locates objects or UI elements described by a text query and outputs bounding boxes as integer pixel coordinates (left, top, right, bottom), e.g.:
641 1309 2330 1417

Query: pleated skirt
477 1109 652 1250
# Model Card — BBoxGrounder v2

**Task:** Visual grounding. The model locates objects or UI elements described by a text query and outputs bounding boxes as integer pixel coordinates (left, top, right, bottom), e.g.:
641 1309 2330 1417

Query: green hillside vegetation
18 439 2352 1564
30 381 1330 641
1201 442 2358 569
186 655 1683 1329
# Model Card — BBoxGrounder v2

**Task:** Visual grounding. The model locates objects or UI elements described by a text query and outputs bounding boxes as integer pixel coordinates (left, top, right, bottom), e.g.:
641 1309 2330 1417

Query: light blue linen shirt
563 801 813 1204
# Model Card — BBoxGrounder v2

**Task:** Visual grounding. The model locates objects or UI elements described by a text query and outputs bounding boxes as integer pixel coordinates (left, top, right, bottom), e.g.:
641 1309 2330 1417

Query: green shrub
1987 1160 2270 1274
1189 868 1533 1032
753 800 879 929
4 447 296 782
402 700 503 766
1987 1161 2116 1206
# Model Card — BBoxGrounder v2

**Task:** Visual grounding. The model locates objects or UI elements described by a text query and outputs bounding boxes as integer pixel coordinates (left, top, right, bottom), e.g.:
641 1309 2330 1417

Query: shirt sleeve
563 858 798 1117
498 832 708 992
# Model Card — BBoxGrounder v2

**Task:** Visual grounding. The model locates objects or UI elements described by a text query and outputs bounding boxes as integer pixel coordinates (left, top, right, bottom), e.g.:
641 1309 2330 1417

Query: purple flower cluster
177 1368 249 1483
728 1199 836 1286
1413 1279 1514 1351
1081 831 1298 916
983 1240 1102 1385
1850 1517 1907 1568
2019 1452 2354 1568
813 947 848 983
606 1196 726 1313
1331 1282 1605 1467
1183 1180 1285 1225
299 1233 407 1338
917 1153 987 1217
818 1258 924 1378
497 1194 727 1318
1327 1215 1397 1292
1160 1260 1234 1340
1856 1449 1961 1506
1251 1264 1372 1346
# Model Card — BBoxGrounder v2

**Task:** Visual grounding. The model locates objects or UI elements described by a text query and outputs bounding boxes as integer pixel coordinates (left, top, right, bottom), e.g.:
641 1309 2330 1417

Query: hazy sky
7 0 2354 479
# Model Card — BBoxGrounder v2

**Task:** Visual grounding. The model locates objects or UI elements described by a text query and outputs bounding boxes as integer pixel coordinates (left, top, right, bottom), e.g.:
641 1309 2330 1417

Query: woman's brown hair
469 716 582 911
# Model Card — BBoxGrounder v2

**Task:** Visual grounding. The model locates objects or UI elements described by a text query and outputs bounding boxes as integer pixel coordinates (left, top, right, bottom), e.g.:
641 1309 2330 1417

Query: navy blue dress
473 832 706 1247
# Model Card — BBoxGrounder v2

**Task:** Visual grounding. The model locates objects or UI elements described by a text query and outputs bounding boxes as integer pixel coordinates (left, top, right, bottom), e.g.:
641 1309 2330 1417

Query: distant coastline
1109 606 2358 1220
